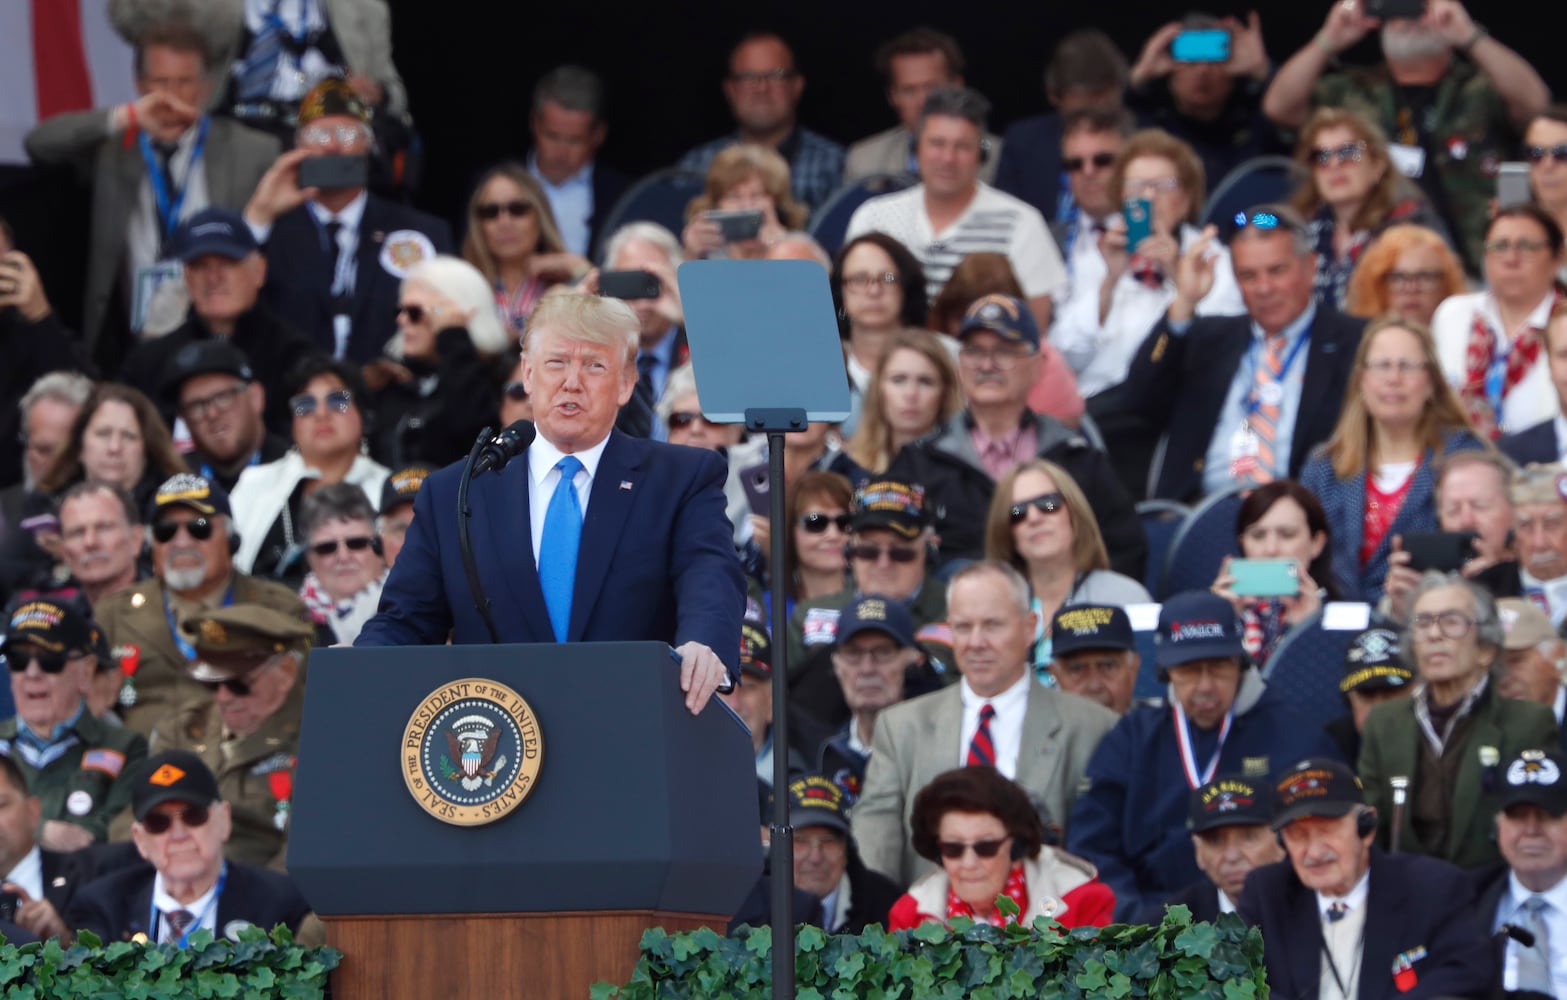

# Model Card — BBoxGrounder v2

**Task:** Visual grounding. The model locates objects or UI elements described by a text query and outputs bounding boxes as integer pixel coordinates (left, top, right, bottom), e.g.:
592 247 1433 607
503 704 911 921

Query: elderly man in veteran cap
785 775 902 934
1135 773 1283 924
1049 603 1143 715
719 618 809 790
0 597 147 852
376 466 428 568
1512 463 1567 630
1238 757 1495 1000
1497 598 1567 755
67 750 321 946
1324 626 1416 763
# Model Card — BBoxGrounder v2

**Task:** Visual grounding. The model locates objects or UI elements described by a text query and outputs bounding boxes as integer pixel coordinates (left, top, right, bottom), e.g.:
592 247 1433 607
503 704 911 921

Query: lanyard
1319 917 1365 1000
150 863 227 948
1173 702 1233 789
1243 327 1311 417
138 116 210 247
164 584 235 661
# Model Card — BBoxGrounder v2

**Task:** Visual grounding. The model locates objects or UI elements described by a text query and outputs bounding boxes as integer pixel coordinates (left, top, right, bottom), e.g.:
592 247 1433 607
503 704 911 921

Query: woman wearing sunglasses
230 357 389 582
1524 108 1567 286
984 459 1149 678
296 483 387 644
780 471 855 619
887 766 1113 931
461 163 588 335
366 254 508 469
1289 108 1446 312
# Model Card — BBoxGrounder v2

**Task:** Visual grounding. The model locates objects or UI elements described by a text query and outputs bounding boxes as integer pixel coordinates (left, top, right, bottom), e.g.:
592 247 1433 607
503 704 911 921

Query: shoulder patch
250 751 295 776
81 749 128 778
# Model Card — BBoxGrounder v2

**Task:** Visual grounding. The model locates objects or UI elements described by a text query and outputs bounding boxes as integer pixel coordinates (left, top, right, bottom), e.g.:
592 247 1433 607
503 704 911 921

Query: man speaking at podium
356 293 746 713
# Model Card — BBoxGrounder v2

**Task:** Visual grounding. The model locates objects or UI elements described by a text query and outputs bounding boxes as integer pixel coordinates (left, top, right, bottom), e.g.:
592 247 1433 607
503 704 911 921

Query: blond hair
983 458 1109 575
523 293 638 366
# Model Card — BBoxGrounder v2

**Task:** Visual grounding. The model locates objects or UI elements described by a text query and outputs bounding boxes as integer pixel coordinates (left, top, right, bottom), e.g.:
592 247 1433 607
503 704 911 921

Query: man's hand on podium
676 641 729 715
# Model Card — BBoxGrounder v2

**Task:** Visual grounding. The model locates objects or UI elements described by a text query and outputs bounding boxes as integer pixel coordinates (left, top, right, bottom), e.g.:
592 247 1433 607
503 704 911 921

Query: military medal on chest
115 644 140 707
269 764 294 831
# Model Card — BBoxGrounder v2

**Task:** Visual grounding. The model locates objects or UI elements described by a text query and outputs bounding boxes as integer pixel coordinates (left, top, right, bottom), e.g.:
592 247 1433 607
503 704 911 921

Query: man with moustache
1508 465 1567 629
1136 774 1284 924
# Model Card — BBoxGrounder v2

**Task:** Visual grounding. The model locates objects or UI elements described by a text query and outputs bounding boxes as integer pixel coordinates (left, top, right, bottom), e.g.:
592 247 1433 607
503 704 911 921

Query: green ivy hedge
0 925 340 999
593 902 1266 1000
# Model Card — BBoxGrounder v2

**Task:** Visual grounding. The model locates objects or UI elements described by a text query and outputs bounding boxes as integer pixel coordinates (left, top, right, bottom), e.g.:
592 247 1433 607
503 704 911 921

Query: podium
289 642 762 998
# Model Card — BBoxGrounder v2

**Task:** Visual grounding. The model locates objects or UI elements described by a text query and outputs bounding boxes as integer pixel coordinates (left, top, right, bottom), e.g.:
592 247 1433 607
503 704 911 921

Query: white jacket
229 449 390 573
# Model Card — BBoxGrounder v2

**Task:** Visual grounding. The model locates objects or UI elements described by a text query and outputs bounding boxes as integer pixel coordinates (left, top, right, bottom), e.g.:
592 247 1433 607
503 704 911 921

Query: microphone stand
458 427 501 644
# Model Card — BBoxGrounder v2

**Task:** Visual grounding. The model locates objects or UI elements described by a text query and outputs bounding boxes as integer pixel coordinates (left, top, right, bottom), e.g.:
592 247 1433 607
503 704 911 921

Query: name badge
131 261 184 332
1229 422 1260 480
1388 143 1427 179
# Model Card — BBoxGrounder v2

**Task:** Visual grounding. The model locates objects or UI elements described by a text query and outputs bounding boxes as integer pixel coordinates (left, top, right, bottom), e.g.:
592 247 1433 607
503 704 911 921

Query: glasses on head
1383 269 1445 291
842 272 899 291
834 644 903 667
1311 141 1367 166
958 344 1031 369
848 543 920 564
1525 144 1567 165
152 516 214 544
5 650 80 674
503 381 529 401
199 657 280 697
181 384 248 422
477 200 535 221
668 411 722 431
937 837 1009 861
290 389 354 418
729 68 795 86
1125 177 1181 198
1410 610 1476 639
298 124 367 148
799 512 852 534
1484 238 1549 255
1362 358 1428 377
1009 491 1065 523
1232 210 1302 236
1064 152 1116 173
140 802 211 835
309 536 376 557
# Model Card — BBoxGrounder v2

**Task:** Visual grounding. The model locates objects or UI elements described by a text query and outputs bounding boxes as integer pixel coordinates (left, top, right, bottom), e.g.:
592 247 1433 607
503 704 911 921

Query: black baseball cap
160 339 255 403
132 750 221 821
380 467 430 513
850 481 927 541
787 775 850 836
1188 775 1273 833
147 473 233 522
739 619 771 680
1499 750 1567 817
1052 604 1136 657
2 597 98 659
1270 757 1365 830
1340 627 1414 694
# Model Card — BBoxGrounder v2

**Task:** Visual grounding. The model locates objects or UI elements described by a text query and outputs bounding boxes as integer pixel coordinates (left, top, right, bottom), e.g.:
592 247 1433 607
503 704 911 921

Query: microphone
1498 923 1537 948
473 420 536 477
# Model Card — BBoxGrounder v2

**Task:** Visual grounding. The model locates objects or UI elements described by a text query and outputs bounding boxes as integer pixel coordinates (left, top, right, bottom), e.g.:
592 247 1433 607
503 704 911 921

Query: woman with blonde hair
1300 315 1486 601
1290 108 1444 310
984 458 1149 674
461 162 587 335
681 144 806 260
1342 224 1467 327
844 329 962 475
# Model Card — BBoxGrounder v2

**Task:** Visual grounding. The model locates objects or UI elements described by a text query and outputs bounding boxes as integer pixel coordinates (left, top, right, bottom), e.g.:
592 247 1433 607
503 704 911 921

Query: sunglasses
290 389 354 418
1064 151 1116 173
1526 144 1567 165
199 657 280 697
152 517 214 543
5 650 76 674
1310 141 1366 166
503 381 529 401
800 512 852 534
668 411 722 430
140 803 211 835
937 837 1009 860
309 536 376 557
1009 491 1065 523
396 304 434 324
847 543 920 563
477 200 535 220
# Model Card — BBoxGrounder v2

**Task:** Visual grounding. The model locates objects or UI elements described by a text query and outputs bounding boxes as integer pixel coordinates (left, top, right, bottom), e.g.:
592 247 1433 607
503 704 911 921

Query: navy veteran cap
1271 757 1365 830
956 294 1040 350
1500 749 1567 816
381 466 430 513
133 750 222 821
1188 775 1272 833
1052 604 1136 657
851 480 927 541
835 595 917 649
1340 627 1413 694
739 619 771 679
1154 591 1244 668
788 774 850 835
2 597 98 659
147 473 232 522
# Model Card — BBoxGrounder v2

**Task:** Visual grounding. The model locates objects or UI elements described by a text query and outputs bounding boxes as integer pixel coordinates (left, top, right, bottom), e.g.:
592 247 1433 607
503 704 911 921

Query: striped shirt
845 182 1067 302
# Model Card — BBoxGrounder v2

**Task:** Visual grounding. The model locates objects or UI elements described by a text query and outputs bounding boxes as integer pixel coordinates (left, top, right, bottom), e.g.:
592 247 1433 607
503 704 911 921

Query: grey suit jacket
843 124 1002 185
24 110 280 351
851 680 1118 886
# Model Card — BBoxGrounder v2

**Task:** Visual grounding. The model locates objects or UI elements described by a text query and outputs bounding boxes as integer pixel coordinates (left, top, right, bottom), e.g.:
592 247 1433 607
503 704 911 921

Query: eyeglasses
298 124 368 148
842 272 899 291
1526 144 1567 165
503 381 529 401
834 644 904 667
668 411 722 431
958 344 1031 368
140 803 211 835
1410 610 1476 639
1311 141 1367 166
477 200 535 221
1383 269 1445 290
152 517 214 544
729 69 796 86
1064 152 1116 173
290 389 354 417
181 383 248 421
1484 238 1549 255
199 656 281 697
1362 358 1428 377
309 535 376 557
800 512 852 534
5 650 80 674
1009 491 1065 523
1125 177 1181 198
848 543 920 563
937 837 1009 860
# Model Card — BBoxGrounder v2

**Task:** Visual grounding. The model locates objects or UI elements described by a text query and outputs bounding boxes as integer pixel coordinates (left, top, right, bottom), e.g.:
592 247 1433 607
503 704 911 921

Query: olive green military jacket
0 708 148 841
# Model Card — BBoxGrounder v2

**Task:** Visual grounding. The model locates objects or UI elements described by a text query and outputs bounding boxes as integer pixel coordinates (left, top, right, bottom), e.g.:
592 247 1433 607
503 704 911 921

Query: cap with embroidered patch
1052 604 1136 657
1499 749 1567 816
132 750 221 820
380 466 430 512
2 597 98 659
788 774 850 835
835 595 917 649
850 480 927 541
1154 591 1244 668
1340 627 1413 694
739 619 771 679
1270 757 1364 830
147 473 232 521
956 294 1040 350
180 604 315 683
1188 775 1272 833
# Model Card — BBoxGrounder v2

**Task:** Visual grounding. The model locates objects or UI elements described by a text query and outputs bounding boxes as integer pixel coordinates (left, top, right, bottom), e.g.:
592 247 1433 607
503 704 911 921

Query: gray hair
1434 449 1516 509
20 371 93 418
657 363 699 425
767 231 832 268
300 482 377 541
1406 570 1505 653
58 480 140 526
603 221 684 271
918 86 991 136
946 559 1030 616
395 254 510 356
532 65 607 122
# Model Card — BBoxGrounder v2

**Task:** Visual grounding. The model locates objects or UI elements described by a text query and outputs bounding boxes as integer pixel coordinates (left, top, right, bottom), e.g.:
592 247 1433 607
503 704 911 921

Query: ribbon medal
269 763 295 831
117 645 141 708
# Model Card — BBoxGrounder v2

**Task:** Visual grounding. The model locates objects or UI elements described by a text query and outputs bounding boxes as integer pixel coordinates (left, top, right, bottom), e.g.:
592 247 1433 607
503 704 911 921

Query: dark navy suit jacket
1237 849 1496 1000
66 860 312 943
356 431 746 678
993 113 1066 223
1499 419 1559 467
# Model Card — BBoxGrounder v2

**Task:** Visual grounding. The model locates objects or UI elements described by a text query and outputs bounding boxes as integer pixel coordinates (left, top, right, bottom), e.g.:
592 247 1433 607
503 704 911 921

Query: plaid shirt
678 127 845 210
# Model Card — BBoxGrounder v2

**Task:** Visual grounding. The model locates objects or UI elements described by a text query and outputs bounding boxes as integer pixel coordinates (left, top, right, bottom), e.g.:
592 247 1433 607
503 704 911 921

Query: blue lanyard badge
150 863 227 949
1244 330 1311 416
1484 345 1511 421
138 116 210 246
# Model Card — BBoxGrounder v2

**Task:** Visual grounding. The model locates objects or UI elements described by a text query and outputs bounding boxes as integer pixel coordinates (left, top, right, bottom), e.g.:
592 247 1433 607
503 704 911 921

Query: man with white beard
95 474 315 737
1260 0 1549 272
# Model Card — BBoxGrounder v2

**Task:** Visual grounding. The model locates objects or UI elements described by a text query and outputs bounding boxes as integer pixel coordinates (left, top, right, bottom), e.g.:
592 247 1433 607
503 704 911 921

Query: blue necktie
539 456 584 642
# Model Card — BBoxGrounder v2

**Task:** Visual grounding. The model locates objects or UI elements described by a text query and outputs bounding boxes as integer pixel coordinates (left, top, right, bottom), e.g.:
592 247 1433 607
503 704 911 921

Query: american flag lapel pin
619 481 633 491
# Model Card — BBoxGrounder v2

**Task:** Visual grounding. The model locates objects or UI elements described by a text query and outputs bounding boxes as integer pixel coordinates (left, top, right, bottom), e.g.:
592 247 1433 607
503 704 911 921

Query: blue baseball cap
956 294 1040 350
171 208 258 262
835 595 917 649
1154 591 1245 669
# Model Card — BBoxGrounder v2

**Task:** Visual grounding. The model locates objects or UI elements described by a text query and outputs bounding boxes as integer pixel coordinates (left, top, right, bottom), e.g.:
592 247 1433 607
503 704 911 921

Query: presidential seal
401 678 543 826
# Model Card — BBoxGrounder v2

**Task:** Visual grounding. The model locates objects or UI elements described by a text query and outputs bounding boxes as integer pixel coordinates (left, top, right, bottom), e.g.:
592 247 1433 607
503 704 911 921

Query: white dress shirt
2 844 43 902
1521 568 1567 629
1554 413 1567 464
307 192 368 359
151 871 221 944
126 120 211 285
958 671 1031 779
1432 289 1559 435
1494 871 1567 997
1316 870 1371 1000
529 154 595 257
527 433 610 566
